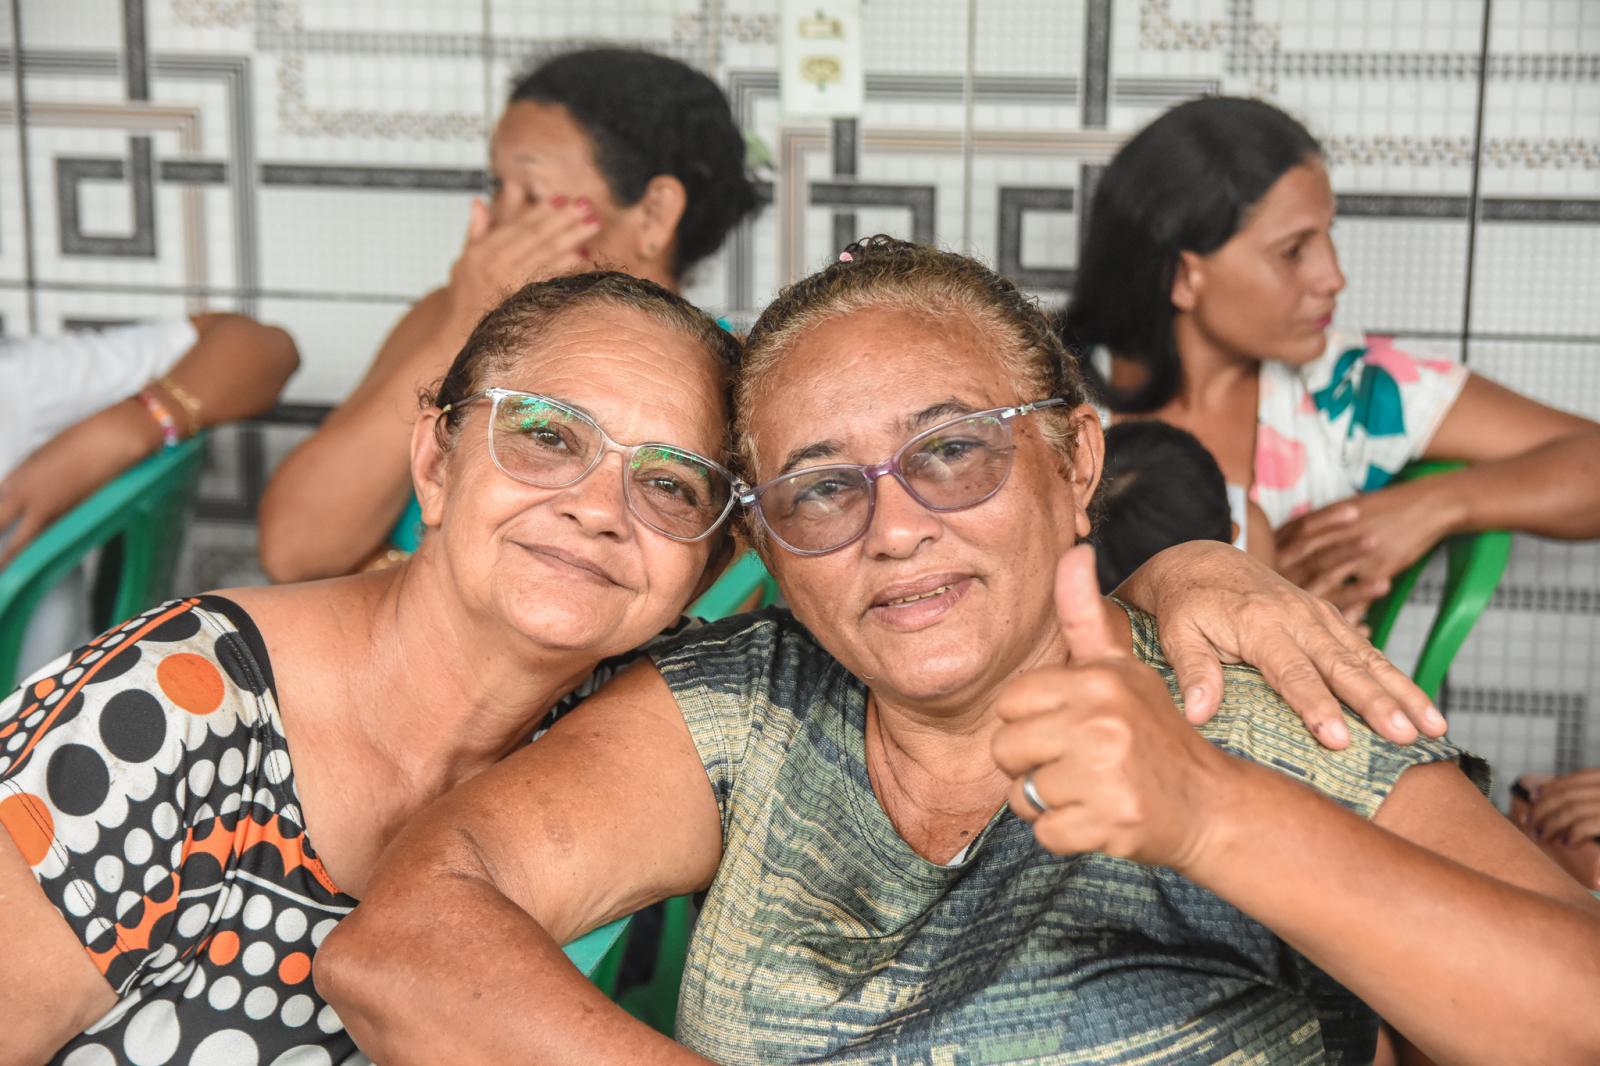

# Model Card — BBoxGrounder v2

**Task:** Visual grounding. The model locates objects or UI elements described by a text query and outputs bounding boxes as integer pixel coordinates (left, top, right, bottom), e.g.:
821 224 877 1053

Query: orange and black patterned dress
0 596 366 1065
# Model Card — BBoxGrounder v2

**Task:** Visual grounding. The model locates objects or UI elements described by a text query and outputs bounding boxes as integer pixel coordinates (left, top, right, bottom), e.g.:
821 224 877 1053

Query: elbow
265 324 302 384
313 912 400 1058
256 517 329 584
255 488 330 583
242 321 301 416
193 313 302 414
256 535 306 585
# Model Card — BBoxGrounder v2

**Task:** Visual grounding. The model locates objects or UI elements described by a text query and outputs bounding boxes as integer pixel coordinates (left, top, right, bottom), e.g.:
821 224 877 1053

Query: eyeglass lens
759 411 1014 553
488 393 733 540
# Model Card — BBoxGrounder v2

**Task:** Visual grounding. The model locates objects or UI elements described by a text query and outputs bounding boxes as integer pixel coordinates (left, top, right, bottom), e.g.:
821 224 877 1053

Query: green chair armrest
0 434 208 694
1365 461 1511 701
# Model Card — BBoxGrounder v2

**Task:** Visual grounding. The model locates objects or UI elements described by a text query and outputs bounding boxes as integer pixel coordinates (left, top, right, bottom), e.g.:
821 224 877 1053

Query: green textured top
649 605 1489 1065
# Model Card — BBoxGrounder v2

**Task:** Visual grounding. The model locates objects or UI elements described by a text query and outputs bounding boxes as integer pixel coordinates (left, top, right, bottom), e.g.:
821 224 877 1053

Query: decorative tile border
997 186 1076 290
56 139 157 257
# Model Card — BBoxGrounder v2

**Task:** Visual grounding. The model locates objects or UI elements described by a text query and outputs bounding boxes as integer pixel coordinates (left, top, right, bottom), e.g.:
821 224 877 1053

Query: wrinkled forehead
494 305 730 459
743 306 1018 470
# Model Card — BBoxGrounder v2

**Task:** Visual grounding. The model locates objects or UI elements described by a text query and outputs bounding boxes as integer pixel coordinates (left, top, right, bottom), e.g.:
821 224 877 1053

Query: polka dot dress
0 597 369 1065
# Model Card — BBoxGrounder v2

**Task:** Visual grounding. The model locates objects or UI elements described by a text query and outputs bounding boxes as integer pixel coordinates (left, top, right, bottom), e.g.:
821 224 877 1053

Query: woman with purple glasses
1 269 1417 1065
318 240 1600 1064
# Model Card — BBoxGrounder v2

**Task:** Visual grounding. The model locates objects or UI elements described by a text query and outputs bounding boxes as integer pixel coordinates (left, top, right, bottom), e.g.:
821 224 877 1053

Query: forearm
1110 542 1195 615
163 313 300 428
256 411 417 580
1187 763 1600 1063
1433 432 1600 540
257 313 464 581
316 842 705 1064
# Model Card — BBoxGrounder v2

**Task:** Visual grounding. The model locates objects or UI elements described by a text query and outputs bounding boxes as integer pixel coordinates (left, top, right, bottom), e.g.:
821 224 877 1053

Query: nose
859 468 942 560
1315 236 1347 297
553 448 631 540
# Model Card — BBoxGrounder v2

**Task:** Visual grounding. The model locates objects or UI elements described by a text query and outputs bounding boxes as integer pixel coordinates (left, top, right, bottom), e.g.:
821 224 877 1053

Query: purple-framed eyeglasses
740 398 1068 556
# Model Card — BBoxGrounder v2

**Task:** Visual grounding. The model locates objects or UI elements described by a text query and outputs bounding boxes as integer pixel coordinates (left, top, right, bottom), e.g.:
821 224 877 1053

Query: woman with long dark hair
1062 96 1600 619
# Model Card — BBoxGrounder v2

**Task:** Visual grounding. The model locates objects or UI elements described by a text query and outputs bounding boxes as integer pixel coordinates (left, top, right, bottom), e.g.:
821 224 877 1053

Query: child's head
1093 420 1234 591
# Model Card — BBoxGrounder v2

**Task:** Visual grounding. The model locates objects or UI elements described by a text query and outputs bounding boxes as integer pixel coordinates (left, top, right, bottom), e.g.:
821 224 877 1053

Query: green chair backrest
1364 460 1512 701
689 549 778 619
563 915 633 978
0 434 209 695
389 494 424 553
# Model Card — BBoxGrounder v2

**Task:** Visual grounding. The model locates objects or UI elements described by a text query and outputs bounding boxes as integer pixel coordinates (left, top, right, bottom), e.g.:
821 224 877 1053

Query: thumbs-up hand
991 545 1238 871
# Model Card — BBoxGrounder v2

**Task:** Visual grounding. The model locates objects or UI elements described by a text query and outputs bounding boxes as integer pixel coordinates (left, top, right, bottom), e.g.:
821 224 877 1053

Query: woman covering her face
257 47 763 582
1062 96 1600 617
0 269 1423 1065
316 241 1600 1065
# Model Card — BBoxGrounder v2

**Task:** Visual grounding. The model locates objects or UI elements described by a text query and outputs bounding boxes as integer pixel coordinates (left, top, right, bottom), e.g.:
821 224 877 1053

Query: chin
1280 331 1331 365
863 636 996 706
496 586 631 656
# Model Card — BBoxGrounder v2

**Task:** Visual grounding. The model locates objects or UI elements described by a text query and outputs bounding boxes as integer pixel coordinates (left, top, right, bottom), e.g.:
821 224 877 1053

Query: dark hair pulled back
1060 96 1321 413
510 48 761 276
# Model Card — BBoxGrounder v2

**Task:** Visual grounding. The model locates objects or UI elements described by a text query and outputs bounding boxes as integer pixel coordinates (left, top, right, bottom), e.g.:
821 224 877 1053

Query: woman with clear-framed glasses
0 273 742 1065
318 241 1600 1064
0 267 1440 1065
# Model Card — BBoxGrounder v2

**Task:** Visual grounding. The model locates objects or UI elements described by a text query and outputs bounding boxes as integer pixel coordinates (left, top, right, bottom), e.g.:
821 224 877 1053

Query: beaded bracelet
136 389 181 449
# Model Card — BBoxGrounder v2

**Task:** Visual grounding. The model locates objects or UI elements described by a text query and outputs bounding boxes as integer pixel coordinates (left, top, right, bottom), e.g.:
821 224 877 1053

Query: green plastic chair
389 494 424 554
1364 461 1512 701
0 434 209 694
570 550 777 1022
563 916 633 980
689 548 779 619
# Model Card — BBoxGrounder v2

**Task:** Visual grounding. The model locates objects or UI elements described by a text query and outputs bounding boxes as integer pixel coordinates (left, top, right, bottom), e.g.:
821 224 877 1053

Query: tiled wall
4 0 1597 789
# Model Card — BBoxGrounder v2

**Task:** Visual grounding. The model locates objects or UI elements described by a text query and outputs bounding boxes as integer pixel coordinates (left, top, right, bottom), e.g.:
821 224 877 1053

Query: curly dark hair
427 270 740 451
737 235 1088 482
510 48 761 277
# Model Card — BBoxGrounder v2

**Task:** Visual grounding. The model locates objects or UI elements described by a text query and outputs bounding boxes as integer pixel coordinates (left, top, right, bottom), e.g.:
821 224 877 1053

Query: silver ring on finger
1021 770 1049 815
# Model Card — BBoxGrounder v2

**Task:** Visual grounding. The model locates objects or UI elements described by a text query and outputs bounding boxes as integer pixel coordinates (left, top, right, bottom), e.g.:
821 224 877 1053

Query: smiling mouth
865 575 976 631
882 583 957 607
516 542 620 586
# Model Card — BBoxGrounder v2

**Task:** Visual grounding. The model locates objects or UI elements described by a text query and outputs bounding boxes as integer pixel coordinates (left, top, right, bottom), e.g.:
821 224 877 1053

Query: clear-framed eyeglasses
740 398 1068 556
440 387 740 543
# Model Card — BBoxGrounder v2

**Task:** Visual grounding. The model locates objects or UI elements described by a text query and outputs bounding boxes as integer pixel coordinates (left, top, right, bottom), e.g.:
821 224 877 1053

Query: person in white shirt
0 314 299 676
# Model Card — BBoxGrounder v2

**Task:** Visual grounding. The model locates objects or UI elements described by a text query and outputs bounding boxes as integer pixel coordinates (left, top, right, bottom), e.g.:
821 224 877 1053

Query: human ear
1171 250 1204 312
1064 405 1105 541
411 409 451 529
632 174 688 267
